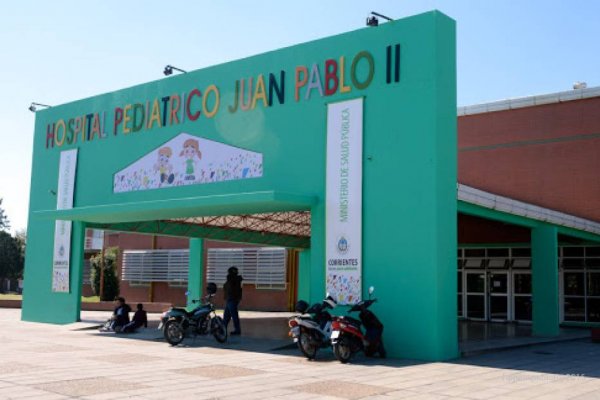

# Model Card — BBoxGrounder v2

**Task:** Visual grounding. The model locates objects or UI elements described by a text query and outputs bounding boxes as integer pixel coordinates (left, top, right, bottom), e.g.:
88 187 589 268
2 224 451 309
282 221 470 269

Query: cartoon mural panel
114 133 263 193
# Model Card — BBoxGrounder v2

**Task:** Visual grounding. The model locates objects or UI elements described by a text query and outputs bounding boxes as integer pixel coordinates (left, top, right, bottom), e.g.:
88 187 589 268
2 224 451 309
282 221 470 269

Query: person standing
223 266 243 335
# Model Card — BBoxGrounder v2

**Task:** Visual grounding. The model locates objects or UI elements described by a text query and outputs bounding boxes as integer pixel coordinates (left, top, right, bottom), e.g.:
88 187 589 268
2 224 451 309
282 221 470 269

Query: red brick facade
459 97 600 221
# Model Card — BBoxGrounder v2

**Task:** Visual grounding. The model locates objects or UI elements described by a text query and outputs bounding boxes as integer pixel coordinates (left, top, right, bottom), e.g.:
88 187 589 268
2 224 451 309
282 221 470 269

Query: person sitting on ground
109 297 131 332
122 303 148 333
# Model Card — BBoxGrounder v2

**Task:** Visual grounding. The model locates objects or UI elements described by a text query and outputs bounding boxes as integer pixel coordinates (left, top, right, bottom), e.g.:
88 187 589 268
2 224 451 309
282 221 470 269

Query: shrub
90 247 120 301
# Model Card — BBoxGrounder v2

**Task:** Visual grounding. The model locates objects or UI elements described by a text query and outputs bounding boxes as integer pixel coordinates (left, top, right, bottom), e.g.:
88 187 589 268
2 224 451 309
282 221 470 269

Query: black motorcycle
288 295 337 359
159 283 227 346
330 286 385 363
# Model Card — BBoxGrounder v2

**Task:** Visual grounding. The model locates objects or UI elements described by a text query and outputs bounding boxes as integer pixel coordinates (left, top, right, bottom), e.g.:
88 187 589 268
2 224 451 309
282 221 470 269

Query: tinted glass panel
467 295 485 319
564 273 584 296
586 258 600 268
465 249 485 258
587 298 600 322
514 273 532 294
588 273 600 296
514 296 532 321
562 258 585 268
512 248 531 257
489 296 508 320
563 247 584 257
457 271 463 292
466 273 485 293
488 248 509 257
586 247 600 257
564 297 585 322
457 294 463 317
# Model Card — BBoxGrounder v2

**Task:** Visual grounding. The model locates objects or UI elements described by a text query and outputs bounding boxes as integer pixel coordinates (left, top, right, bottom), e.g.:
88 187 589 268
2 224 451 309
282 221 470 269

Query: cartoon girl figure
180 138 202 181
154 146 175 185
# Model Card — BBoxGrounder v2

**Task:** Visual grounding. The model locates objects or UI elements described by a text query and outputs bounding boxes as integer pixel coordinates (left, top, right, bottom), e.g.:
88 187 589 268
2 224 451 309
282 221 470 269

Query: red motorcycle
330 287 386 363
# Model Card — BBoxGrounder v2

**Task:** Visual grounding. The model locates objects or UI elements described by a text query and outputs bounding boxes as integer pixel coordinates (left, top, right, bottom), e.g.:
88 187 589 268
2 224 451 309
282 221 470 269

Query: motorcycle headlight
288 320 298 328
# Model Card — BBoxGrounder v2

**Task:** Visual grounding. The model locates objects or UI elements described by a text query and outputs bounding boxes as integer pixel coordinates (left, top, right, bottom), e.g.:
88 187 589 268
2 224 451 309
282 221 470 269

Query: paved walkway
1 308 599 399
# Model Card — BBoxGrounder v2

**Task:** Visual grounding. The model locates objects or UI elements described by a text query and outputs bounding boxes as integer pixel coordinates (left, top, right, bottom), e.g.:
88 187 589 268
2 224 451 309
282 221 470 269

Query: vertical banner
52 149 78 293
326 98 363 304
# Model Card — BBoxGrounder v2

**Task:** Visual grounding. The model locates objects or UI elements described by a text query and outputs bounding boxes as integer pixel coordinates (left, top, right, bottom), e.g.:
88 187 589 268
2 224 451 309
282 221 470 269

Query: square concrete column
532 225 560 336
297 249 311 303
187 238 204 307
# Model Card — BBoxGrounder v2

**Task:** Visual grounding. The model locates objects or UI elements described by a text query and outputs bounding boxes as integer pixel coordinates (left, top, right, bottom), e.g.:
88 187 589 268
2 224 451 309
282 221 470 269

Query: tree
14 229 26 261
0 198 9 231
90 247 120 301
0 231 23 287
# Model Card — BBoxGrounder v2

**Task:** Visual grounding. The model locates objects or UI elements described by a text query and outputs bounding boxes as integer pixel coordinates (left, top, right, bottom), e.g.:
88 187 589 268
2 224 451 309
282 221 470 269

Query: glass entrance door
513 271 532 321
488 271 509 321
465 271 487 320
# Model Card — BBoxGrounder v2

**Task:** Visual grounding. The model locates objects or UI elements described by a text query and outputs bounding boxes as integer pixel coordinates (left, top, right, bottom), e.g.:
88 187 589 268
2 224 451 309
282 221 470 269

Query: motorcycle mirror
368 286 375 295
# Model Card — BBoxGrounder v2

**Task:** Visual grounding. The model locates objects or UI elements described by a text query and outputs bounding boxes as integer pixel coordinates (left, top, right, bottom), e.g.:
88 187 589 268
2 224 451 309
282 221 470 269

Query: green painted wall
24 11 457 360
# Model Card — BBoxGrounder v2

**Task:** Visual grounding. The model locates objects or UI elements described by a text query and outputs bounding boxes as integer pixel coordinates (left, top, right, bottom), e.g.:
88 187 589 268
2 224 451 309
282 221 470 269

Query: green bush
90 247 120 301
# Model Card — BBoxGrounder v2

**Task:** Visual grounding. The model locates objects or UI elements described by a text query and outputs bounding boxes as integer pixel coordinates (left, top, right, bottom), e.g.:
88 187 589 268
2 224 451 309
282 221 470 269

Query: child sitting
121 303 148 333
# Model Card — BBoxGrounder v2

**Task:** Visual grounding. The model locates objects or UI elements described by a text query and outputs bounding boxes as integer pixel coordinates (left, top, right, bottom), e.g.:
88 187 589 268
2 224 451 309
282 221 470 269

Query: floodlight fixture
163 65 187 76
367 11 394 26
29 102 52 112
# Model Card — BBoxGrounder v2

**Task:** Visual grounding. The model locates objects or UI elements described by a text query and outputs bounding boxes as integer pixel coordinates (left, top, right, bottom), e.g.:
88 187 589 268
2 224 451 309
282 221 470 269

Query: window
560 246 600 323
207 247 287 289
122 249 189 283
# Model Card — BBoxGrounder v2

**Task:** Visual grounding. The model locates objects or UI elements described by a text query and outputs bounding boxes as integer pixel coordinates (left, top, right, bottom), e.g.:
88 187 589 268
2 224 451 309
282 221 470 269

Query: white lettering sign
52 149 78 293
326 98 363 304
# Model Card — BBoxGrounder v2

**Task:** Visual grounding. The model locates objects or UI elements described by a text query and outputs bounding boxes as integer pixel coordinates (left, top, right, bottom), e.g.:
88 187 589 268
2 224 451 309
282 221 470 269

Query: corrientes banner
52 149 78 292
326 97 363 305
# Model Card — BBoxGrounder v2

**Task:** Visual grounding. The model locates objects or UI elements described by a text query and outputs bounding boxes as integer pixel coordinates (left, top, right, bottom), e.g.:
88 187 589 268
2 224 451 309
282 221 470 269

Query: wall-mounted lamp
163 65 187 76
366 11 394 27
29 102 52 112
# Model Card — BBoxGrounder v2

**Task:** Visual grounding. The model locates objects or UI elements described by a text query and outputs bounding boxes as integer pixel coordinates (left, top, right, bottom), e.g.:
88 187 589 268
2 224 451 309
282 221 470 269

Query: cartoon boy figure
154 146 175 185
180 138 202 181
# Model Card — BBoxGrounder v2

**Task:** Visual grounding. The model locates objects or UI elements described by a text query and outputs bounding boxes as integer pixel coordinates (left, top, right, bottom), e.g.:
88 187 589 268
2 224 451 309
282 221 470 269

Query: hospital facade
23 11 600 361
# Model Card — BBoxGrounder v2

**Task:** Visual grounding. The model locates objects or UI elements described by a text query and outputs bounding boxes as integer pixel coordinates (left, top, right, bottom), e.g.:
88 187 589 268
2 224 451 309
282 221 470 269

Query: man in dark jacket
223 266 243 335
110 297 131 332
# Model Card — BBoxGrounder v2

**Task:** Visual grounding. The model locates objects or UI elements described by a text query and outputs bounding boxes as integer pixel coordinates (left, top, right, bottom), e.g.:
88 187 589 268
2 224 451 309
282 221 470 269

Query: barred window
122 249 189 283
207 247 287 289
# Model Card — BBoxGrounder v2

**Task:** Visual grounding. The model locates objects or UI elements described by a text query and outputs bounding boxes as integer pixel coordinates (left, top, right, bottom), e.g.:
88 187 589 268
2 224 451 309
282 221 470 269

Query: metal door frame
488 270 510 322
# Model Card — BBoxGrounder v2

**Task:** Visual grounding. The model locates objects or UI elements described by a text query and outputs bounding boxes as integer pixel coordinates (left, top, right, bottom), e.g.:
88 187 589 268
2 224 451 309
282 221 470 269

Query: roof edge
458 86 600 116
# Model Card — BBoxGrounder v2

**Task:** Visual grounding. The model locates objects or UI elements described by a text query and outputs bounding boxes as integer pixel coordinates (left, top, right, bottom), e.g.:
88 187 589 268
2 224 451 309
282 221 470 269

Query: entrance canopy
34 191 314 248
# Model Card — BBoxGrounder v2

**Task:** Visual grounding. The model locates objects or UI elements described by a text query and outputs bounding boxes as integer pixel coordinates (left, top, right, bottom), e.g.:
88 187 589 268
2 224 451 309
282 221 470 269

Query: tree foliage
0 198 9 231
0 231 23 282
90 247 120 301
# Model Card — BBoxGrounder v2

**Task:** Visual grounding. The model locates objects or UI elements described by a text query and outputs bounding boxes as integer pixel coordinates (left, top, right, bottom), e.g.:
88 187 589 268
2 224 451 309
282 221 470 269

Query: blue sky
1 1 599 233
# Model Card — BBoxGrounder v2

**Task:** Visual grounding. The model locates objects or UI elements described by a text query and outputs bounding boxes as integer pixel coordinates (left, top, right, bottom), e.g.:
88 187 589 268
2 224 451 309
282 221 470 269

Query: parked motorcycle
288 295 337 359
159 283 228 346
330 286 385 363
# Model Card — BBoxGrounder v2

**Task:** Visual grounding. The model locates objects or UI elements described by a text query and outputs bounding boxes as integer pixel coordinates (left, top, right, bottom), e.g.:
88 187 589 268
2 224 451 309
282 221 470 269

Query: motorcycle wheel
333 338 352 364
297 332 317 360
211 316 228 343
164 319 185 346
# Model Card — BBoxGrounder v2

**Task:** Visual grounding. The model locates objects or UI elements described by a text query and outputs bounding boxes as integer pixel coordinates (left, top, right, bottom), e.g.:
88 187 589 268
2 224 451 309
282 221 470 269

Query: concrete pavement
1 308 599 399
